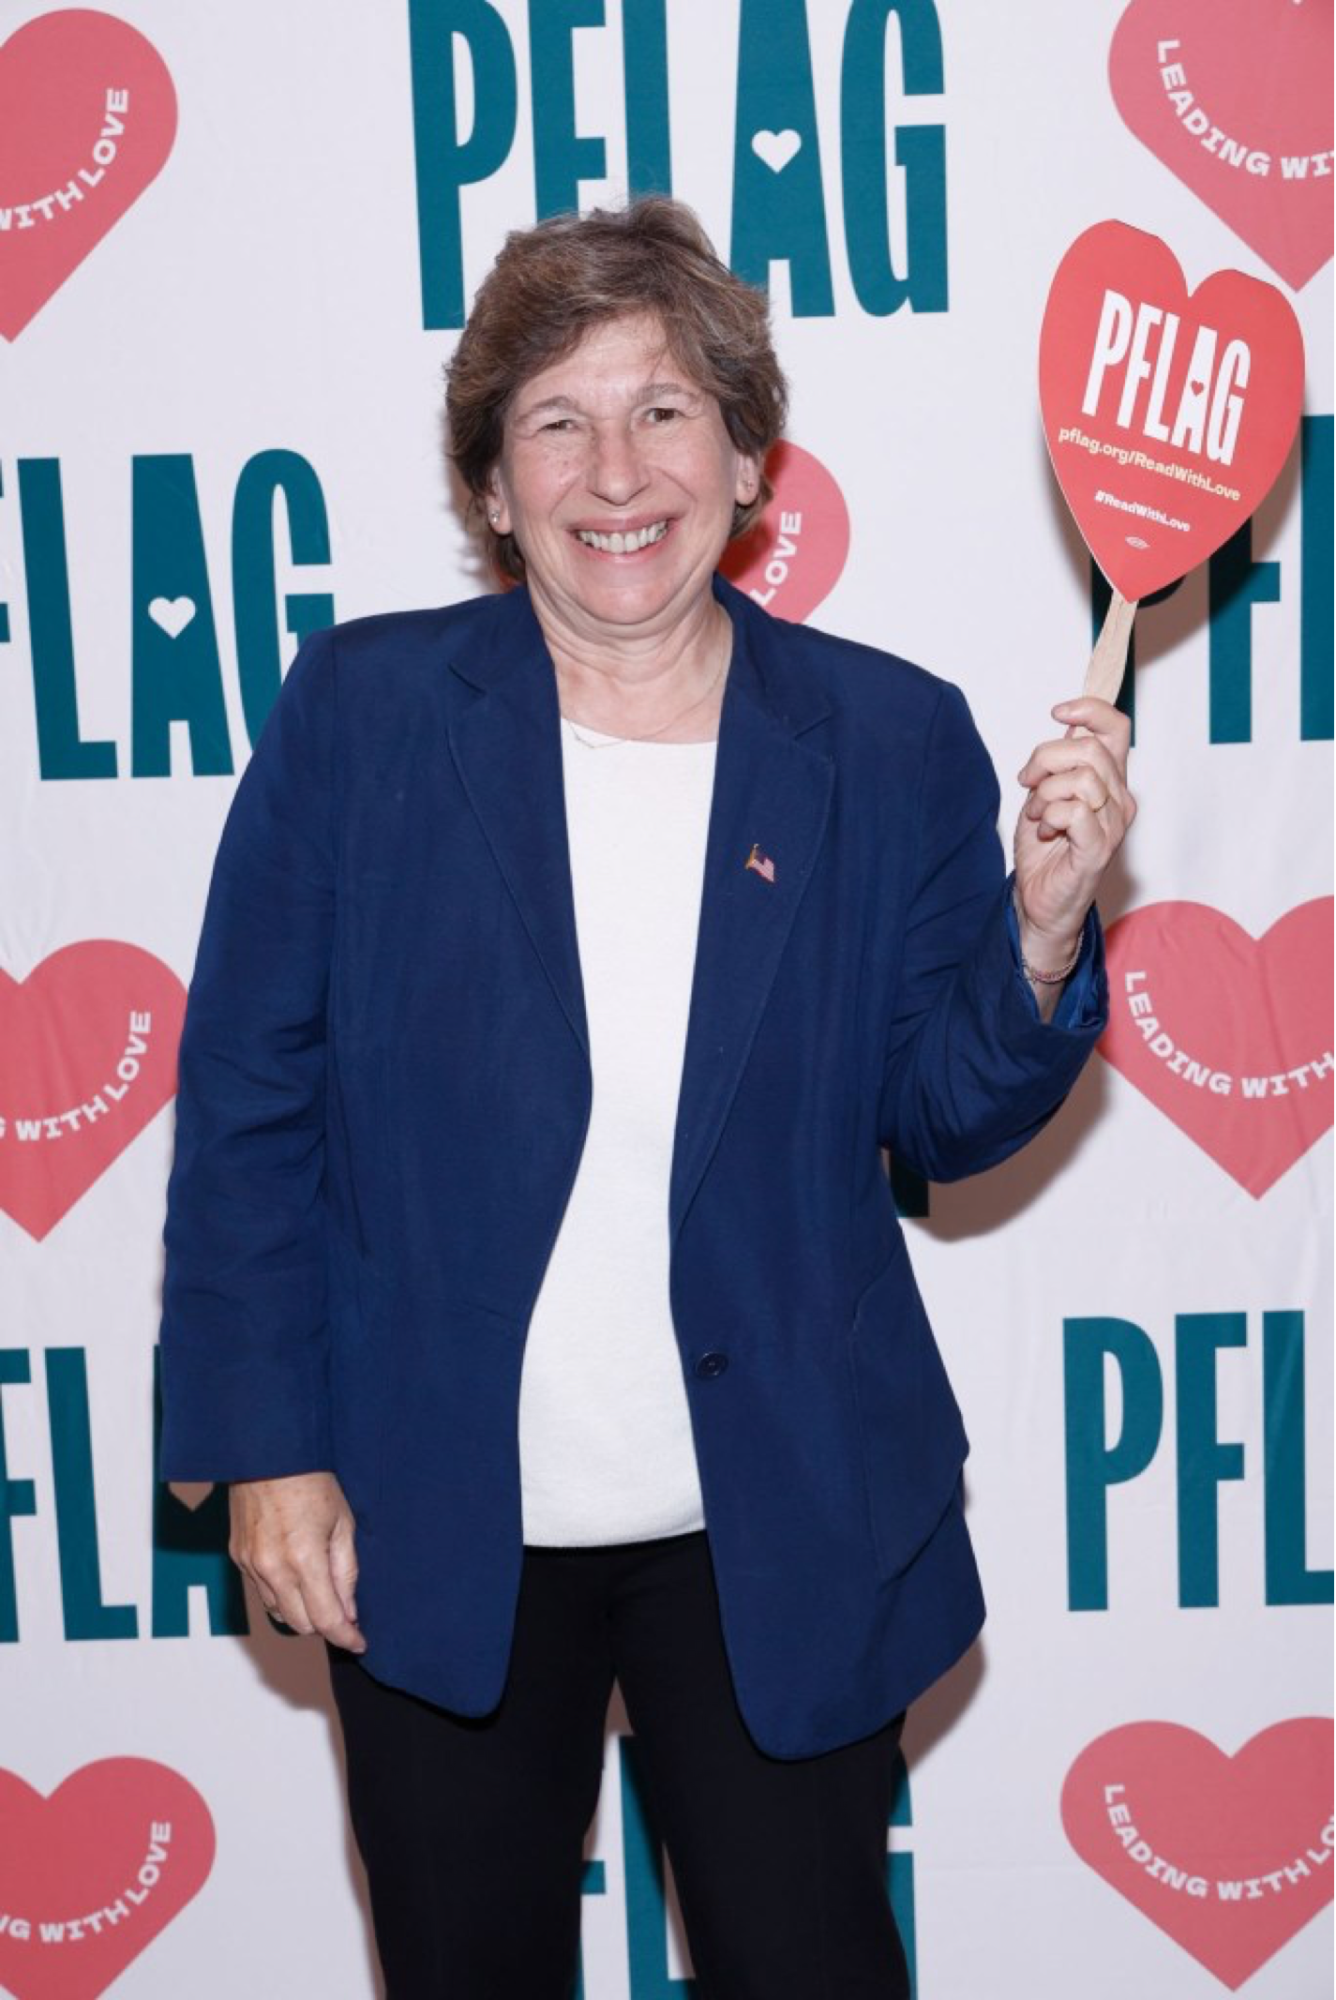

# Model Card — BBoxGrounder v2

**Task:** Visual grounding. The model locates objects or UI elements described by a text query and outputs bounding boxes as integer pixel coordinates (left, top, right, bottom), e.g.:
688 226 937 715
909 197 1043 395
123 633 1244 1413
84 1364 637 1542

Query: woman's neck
536 593 733 744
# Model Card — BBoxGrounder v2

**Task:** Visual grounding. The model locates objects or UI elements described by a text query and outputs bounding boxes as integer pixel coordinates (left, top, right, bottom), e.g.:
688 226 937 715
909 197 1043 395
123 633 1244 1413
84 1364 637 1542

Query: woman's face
486 313 759 648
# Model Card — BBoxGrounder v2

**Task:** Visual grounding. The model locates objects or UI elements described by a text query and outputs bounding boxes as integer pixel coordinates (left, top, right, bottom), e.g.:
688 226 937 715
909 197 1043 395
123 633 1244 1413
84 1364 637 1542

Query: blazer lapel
443 580 835 1234
669 582 834 1237
444 589 589 1053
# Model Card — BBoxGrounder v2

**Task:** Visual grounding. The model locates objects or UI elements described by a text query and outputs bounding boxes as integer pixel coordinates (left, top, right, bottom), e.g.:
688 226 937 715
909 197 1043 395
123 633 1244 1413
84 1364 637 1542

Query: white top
516 716 717 1545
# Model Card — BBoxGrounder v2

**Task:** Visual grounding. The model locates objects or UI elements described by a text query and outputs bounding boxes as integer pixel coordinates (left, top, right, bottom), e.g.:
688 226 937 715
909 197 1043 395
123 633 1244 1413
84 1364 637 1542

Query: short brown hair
446 198 788 582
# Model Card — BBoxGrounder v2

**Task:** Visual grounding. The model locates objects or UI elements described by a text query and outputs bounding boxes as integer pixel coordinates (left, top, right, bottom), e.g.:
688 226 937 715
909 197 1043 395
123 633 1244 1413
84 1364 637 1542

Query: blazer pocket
846 1239 970 1579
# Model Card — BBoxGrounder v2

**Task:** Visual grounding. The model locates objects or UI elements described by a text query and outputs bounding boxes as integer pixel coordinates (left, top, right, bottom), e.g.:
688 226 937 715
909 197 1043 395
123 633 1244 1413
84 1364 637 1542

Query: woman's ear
735 454 762 507
483 474 510 534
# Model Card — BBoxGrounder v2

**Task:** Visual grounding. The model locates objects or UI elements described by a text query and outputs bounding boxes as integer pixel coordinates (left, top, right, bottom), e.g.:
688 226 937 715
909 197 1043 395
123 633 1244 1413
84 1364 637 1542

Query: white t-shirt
516 716 717 1545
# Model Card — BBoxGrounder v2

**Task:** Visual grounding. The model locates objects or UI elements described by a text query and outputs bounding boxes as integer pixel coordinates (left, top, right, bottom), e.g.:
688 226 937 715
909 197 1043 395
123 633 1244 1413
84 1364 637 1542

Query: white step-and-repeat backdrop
2 3 1331 1995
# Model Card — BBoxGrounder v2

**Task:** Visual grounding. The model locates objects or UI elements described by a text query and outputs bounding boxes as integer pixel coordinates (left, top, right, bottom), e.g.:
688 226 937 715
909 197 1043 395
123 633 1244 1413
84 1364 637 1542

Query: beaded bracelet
1024 932 1088 988
1020 941 1082 985
1015 891 1084 984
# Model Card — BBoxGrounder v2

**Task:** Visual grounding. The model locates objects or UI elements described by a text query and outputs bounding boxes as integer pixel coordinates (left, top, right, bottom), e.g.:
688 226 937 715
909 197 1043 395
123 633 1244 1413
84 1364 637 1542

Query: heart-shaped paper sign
720 441 851 624
1110 0 1334 293
1099 898 1333 1198
1062 1720 1334 1989
0 1758 215 2000
1040 221 1304 603
0 10 178 342
0 941 186 1241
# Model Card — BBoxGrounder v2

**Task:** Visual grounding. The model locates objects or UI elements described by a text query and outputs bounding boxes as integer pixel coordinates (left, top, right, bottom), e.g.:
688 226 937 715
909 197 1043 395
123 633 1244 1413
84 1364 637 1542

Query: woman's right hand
229 1471 367 1653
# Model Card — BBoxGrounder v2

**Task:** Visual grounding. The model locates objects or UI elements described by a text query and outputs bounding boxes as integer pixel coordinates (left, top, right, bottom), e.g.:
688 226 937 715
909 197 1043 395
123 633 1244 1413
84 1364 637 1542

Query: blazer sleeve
877 679 1108 1182
158 629 337 1482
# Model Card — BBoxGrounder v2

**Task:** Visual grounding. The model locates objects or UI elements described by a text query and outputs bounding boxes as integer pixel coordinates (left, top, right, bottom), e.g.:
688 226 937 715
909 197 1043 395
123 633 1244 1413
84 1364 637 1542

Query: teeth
576 521 668 553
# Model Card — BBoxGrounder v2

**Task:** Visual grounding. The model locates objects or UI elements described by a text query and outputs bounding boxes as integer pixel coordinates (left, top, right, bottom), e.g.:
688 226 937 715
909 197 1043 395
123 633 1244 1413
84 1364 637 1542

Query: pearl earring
488 509 500 526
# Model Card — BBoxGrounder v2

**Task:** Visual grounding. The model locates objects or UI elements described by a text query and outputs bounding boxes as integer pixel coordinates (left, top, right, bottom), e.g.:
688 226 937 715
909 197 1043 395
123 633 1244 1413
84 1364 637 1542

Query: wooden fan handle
1084 588 1138 704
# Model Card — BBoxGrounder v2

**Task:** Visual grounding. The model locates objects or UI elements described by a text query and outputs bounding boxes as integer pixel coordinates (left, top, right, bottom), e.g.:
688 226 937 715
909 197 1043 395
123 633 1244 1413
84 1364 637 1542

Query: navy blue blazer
159 574 1107 1757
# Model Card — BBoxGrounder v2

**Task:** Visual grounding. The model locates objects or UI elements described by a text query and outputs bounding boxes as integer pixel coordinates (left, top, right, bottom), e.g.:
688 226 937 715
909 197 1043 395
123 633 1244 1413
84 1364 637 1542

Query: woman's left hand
1013 695 1136 966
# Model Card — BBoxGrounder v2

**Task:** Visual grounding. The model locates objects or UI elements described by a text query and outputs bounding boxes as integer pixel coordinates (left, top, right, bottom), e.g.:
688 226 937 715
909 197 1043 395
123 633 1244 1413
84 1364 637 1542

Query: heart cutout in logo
1099 899 1333 1199
0 1757 215 2000
1039 221 1305 601
751 128 802 173
148 595 196 638
0 941 187 1241
720 440 850 624
1110 0 1334 292
0 10 179 342
1062 1720 1334 1989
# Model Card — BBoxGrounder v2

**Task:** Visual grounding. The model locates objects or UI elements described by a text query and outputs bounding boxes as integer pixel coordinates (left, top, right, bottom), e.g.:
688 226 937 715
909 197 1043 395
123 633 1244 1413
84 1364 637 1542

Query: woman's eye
646 406 681 424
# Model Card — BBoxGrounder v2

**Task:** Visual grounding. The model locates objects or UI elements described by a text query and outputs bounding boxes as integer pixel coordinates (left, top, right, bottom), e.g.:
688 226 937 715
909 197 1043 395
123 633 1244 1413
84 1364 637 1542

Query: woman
160 198 1134 1997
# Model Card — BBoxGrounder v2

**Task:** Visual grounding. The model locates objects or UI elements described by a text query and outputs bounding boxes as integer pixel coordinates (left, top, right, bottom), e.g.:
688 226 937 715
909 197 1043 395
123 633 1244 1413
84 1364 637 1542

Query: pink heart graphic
0 942 186 1240
1099 900 1333 1198
1110 0 1334 292
1039 222 1305 601
1062 1721 1334 1989
0 9 178 341
720 441 851 623
0 1759 215 2000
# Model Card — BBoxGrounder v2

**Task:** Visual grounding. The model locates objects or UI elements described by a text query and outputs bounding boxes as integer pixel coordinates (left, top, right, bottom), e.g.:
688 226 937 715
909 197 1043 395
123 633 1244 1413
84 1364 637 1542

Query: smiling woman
479 314 757 712
445 199 787 741
160 195 1133 2000
447 199 786 568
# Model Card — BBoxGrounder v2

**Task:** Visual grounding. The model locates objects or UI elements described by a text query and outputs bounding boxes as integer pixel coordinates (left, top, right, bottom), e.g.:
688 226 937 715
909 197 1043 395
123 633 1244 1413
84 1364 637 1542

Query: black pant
328 1530 910 1999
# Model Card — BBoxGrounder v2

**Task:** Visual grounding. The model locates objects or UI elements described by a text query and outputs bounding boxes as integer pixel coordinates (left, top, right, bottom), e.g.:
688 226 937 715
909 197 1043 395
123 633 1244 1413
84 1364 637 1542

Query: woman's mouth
573 520 670 554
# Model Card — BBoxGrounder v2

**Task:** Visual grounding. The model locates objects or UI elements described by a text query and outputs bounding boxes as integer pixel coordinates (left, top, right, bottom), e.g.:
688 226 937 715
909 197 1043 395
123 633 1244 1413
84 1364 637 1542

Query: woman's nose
587 425 648 504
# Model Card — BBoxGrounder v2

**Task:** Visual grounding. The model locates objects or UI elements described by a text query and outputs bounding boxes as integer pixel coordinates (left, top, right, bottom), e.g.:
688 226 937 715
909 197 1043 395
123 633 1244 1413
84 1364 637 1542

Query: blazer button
694 1351 729 1380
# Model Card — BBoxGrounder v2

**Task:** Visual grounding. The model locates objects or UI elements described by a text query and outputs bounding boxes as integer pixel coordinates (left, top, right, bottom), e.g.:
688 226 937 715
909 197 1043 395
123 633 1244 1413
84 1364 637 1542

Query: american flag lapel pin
745 842 776 884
